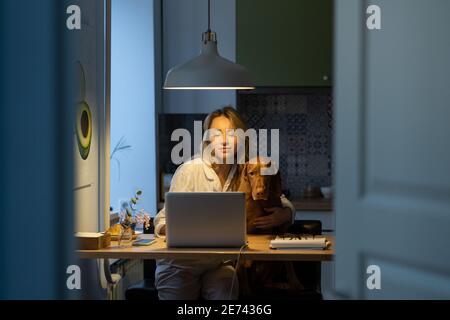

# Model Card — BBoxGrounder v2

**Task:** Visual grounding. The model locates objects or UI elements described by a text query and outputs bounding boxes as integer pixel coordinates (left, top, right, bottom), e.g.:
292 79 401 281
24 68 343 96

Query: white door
334 0 450 298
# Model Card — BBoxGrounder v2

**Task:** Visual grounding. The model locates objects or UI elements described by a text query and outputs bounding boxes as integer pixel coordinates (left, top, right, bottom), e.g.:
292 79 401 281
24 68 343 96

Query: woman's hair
203 105 248 133
202 106 248 191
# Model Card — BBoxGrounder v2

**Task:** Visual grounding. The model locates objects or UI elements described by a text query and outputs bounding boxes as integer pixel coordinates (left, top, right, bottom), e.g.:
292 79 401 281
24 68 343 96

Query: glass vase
118 226 133 247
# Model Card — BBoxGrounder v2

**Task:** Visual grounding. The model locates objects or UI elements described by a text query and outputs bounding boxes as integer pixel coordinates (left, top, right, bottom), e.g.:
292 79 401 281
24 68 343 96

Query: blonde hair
202 106 248 191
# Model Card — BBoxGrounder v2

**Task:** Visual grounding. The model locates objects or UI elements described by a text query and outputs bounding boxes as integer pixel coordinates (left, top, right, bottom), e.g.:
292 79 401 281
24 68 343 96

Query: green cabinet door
237 0 332 87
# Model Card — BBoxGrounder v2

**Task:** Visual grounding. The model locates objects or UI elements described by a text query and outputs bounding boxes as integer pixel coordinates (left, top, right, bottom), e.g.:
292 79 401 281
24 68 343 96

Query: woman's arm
154 207 166 237
253 194 295 231
154 163 193 237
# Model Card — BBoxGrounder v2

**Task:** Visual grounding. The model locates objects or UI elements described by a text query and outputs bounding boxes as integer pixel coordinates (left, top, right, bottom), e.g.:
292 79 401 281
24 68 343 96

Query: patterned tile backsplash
237 92 333 199
158 90 333 199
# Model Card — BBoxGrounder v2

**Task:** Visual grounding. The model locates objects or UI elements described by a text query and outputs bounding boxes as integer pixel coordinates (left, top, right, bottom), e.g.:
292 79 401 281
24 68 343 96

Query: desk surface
77 235 334 261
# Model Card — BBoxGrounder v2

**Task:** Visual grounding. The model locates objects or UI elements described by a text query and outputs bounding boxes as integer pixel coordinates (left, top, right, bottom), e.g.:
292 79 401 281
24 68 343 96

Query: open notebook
270 234 331 250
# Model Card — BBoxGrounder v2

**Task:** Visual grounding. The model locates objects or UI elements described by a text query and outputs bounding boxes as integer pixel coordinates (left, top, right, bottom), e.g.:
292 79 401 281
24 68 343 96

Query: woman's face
209 116 238 163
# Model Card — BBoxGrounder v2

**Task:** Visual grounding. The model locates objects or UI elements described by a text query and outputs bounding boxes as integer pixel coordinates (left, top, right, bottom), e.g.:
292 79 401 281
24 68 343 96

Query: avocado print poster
75 61 93 160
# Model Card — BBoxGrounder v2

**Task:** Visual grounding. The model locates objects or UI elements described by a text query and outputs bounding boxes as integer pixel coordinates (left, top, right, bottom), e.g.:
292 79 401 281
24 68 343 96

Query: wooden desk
77 235 334 261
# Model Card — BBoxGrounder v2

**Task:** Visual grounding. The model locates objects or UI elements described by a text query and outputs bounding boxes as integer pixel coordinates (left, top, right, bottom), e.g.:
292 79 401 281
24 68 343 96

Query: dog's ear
241 163 248 181
271 171 282 197
238 164 251 193
261 159 279 176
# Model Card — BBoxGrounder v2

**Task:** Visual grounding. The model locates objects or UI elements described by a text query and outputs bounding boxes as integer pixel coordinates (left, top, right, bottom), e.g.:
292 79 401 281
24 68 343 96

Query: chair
240 220 323 300
125 260 159 300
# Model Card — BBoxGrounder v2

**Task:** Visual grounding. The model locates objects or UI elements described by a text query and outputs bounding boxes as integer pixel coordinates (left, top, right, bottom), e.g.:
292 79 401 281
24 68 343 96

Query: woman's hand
253 207 292 230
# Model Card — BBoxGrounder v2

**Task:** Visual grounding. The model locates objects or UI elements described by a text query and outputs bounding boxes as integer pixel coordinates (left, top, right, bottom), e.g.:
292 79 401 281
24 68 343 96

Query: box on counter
75 232 111 250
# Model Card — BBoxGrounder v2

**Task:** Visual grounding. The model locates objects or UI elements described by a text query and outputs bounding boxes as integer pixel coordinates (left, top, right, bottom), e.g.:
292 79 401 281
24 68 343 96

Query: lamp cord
228 243 247 300
207 0 211 32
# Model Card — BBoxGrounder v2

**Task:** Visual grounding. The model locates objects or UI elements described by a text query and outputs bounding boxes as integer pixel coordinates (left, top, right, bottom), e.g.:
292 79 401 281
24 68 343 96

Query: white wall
73 0 104 233
163 0 237 113
110 0 157 215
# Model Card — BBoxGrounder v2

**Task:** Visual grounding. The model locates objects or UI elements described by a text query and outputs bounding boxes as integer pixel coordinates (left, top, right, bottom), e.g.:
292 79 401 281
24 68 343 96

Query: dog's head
241 157 281 201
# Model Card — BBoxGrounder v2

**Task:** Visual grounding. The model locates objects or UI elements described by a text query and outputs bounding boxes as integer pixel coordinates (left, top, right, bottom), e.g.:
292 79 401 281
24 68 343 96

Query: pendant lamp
163 0 254 90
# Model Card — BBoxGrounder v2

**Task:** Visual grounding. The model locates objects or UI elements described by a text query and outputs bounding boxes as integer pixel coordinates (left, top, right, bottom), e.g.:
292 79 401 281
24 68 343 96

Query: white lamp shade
164 41 254 90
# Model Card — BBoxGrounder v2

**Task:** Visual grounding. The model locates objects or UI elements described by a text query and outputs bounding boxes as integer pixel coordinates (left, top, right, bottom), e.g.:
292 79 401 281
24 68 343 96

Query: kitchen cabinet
237 0 333 87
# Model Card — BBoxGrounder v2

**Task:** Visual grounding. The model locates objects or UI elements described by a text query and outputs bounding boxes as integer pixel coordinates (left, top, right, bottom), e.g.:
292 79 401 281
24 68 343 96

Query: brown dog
237 158 303 296
238 157 282 234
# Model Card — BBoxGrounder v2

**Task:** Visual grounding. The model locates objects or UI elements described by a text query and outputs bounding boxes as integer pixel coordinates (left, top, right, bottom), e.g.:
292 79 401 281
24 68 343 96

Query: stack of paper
270 235 330 250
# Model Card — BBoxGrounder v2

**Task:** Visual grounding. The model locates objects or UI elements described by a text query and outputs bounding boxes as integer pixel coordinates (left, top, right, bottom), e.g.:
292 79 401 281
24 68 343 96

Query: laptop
165 192 247 248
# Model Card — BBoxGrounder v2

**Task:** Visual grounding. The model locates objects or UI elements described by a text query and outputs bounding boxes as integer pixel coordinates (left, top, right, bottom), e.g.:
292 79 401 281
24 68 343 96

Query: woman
154 106 294 300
